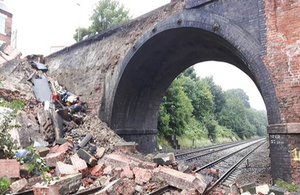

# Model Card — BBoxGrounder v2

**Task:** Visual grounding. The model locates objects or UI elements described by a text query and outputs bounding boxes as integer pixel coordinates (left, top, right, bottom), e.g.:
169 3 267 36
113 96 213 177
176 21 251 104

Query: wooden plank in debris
51 110 63 140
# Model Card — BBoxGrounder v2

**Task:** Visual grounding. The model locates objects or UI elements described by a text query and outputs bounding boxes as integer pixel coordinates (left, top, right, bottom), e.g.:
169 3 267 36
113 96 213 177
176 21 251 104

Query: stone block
256 184 269 195
77 149 97 166
269 186 286 195
78 133 92 148
10 178 28 193
95 147 105 159
35 147 50 157
49 173 82 195
44 152 65 167
153 153 175 165
0 159 20 178
114 142 136 153
239 183 256 194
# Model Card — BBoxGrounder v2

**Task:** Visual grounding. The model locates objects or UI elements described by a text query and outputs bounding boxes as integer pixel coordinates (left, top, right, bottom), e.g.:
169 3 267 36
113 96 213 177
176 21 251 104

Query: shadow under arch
100 10 280 153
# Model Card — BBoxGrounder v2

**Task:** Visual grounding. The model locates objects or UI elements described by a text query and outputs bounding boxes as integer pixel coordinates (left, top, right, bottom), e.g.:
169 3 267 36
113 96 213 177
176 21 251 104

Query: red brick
10 178 28 193
50 145 59 153
153 167 207 193
90 164 104 176
57 142 71 154
132 167 151 185
70 153 87 172
0 159 20 178
44 152 65 167
121 165 134 179
95 147 105 159
55 162 78 176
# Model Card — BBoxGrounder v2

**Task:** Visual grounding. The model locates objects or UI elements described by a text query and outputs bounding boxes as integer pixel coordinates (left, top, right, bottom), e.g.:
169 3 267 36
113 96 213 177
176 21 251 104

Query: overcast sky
5 0 265 111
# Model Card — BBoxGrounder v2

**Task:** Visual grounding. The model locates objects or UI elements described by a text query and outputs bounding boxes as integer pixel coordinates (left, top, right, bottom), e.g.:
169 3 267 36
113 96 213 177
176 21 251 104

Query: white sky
5 0 265 111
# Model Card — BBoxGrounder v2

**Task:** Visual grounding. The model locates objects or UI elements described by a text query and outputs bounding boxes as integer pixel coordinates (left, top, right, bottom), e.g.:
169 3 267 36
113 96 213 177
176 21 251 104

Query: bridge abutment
115 129 157 153
268 124 300 186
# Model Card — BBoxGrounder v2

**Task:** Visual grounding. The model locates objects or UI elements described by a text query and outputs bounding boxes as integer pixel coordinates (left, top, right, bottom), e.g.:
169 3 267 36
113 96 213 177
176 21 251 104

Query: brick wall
263 0 300 123
0 9 12 45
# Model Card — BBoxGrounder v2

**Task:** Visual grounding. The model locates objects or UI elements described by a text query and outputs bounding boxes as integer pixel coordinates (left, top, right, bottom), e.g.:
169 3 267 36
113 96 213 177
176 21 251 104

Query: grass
178 136 212 148
0 98 24 113
275 179 300 193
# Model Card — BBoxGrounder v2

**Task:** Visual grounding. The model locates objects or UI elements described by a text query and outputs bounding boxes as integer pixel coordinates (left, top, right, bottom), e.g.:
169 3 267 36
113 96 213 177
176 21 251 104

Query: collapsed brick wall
45 1 186 113
263 0 300 123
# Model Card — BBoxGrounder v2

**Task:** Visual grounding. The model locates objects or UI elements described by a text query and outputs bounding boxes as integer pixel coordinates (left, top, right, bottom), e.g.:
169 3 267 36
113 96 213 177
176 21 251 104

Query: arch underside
104 11 280 153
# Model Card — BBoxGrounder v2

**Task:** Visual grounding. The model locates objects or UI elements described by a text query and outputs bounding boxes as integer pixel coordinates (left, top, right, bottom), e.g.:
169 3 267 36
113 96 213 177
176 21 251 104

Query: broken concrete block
114 142 136 153
44 152 65 167
135 185 143 193
99 176 110 186
153 153 175 165
121 165 134 179
70 153 87 172
153 166 208 193
132 167 151 185
103 153 131 168
32 184 49 195
256 184 269 194
49 173 82 195
95 147 105 159
35 147 50 157
0 159 20 178
77 149 97 166
78 133 92 148
55 162 78 176
10 178 28 193
269 186 286 195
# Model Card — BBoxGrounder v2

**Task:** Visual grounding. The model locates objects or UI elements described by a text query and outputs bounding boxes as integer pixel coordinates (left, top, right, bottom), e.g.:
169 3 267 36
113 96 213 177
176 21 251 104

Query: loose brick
56 162 78 176
70 153 87 172
95 147 105 159
35 147 50 157
10 178 28 193
49 173 82 195
114 142 136 153
121 165 134 179
132 167 151 185
153 166 208 193
0 159 20 178
44 152 65 167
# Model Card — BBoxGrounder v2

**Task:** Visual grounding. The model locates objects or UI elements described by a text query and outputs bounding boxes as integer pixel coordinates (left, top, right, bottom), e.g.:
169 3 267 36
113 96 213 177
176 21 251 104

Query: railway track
179 138 264 162
149 138 266 195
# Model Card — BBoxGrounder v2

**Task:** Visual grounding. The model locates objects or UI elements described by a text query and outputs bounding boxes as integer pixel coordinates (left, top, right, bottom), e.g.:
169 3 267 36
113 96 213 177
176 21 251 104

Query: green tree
226 89 250 108
74 0 130 42
204 77 226 114
159 79 193 136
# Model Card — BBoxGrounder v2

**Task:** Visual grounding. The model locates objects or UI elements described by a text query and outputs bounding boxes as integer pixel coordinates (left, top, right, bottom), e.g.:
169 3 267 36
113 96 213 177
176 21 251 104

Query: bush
0 177 9 195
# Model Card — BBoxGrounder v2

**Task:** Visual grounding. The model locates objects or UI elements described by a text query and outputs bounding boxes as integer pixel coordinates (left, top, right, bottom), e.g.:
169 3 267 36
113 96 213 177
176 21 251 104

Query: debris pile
0 57 212 194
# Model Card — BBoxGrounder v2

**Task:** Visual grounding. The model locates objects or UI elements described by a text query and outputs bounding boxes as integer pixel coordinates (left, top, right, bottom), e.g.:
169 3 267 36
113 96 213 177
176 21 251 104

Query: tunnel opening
103 22 279 153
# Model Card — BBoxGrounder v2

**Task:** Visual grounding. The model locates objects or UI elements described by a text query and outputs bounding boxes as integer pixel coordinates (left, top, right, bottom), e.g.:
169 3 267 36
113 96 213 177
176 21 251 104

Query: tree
226 89 250 108
204 77 226 114
159 79 193 136
74 0 130 42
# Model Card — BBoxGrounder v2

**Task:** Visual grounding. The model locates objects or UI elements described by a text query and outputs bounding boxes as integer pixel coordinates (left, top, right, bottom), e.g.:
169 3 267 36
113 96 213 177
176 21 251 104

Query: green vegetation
157 67 267 146
0 98 25 113
0 114 20 159
74 0 131 42
17 146 50 183
275 179 300 192
0 177 9 195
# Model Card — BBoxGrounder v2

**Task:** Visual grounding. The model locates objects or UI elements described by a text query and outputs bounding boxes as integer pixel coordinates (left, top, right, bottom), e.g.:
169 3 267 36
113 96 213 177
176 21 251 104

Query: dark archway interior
111 28 259 134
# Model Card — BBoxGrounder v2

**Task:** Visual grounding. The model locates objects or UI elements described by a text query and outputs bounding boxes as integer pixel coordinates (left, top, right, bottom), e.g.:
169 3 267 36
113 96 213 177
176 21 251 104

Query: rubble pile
0 57 212 195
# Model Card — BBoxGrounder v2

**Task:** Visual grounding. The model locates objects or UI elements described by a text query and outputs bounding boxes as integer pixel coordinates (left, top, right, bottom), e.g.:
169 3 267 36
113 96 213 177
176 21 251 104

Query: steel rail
203 141 266 195
195 139 266 172
184 138 265 162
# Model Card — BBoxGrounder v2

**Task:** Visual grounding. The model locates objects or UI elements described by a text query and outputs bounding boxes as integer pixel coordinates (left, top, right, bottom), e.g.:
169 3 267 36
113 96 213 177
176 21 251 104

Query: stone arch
100 10 280 153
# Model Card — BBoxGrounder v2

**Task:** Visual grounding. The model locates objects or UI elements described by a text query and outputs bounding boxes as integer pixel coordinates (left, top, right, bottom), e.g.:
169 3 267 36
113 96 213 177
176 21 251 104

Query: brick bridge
45 0 300 185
